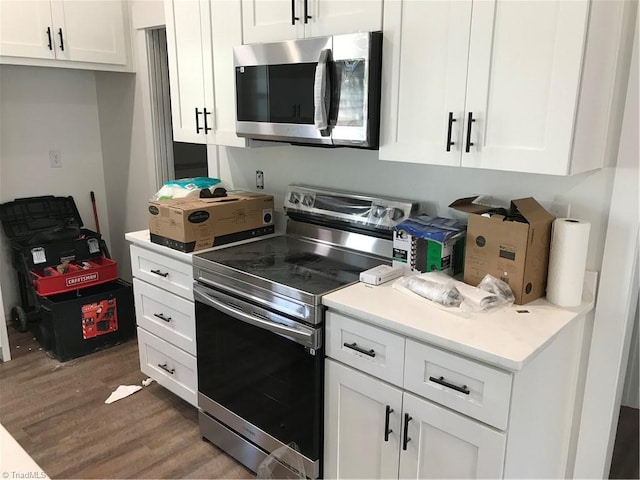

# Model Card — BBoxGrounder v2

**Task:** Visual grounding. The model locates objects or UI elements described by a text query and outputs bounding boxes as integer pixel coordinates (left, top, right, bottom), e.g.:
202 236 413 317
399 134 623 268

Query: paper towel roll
546 218 591 307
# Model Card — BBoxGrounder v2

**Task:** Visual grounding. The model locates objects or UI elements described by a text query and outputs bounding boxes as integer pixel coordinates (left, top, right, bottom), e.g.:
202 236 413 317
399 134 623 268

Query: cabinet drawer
130 244 193 300
404 339 512 430
133 278 196 355
137 327 197 407
326 311 405 387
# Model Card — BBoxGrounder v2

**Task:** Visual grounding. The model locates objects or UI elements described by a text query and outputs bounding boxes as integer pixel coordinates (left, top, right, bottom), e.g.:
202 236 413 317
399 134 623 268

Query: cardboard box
148 192 275 252
392 214 466 276
450 196 554 305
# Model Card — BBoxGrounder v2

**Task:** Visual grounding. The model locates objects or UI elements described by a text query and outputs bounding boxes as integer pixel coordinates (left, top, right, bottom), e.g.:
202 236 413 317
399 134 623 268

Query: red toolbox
31 257 119 296
0 196 134 360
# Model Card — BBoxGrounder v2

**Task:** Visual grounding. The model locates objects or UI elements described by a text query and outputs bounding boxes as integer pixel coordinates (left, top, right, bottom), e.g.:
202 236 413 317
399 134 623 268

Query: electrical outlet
256 170 264 189
49 150 62 168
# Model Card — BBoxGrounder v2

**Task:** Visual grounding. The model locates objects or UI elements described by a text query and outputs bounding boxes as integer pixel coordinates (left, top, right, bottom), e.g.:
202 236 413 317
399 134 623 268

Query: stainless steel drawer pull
429 375 470 395
150 269 169 277
158 363 175 375
153 313 171 323
343 342 375 357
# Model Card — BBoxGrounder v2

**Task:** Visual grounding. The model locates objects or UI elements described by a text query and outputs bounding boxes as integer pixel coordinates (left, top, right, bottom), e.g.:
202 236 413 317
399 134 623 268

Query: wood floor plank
0 328 253 479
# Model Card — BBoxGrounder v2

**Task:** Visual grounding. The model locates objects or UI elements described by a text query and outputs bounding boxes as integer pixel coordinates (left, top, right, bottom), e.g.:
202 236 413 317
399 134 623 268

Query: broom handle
90 191 101 234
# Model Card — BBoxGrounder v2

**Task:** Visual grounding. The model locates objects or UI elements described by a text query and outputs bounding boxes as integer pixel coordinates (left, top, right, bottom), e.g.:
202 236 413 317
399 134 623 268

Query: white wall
214 145 615 274
0 65 113 313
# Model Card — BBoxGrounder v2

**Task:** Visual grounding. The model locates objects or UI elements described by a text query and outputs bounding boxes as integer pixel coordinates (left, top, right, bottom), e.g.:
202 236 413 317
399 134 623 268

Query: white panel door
241 0 300 44
399 392 506 479
324 359 403 480
0 1 56 60
165 0 210 143
50 0 127 65
379 0 472 167
461 0 589 175
305 0 383 38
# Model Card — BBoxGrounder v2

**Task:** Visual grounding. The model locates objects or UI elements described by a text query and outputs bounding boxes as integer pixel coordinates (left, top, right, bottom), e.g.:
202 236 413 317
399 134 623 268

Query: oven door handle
194 285 320 350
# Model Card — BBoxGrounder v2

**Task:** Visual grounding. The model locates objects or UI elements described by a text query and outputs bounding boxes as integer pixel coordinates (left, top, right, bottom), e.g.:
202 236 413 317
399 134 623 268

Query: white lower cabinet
325 359 505 479
128 234 197 407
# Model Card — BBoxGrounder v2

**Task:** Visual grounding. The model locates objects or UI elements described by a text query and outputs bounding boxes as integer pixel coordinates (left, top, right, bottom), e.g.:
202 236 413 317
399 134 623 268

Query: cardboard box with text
450 196 554 305
148 192 275 252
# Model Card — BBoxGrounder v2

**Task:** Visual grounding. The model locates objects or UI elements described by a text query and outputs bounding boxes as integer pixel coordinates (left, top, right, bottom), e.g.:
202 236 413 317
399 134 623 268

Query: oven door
194 282 323 478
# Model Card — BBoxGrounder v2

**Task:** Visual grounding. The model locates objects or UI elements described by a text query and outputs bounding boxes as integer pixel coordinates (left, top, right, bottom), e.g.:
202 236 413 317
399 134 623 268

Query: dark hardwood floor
609 405 640 480
1 325 638 479
0 327 254 479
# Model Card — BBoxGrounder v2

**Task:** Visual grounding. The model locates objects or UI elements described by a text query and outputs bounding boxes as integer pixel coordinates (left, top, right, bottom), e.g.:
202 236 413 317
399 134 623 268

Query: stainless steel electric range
192 185 418 478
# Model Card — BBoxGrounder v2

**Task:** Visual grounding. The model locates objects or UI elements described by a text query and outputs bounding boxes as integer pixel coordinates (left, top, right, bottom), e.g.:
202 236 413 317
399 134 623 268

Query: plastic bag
477 274 515 306
257 442 306 479
398 274 462 307
152 177 221 200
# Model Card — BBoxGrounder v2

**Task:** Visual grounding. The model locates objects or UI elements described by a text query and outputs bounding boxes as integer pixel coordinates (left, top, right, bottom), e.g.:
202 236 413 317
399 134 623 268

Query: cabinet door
399 392 506 479
50 0 127 65
379 0 472 167
325 359 402 480
209 0 246 147
241 0 300 44
0 1 56 60
165 0 211 143
305 0 383 38
462 0 589 175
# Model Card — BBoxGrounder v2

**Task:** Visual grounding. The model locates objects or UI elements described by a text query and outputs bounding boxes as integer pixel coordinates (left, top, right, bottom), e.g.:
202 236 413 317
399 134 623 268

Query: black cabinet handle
384 405 394 441
158 363 175 375
343 342 375 357
304 0 311 23
429 375 470 395
195 108 203 134
203 108 212 133
291 0 299 24
153 313 172 323
446 112 456 152
46 27 53 50
58 28 64 51
402 413 412 451
150 269 169 278
465 111 475 152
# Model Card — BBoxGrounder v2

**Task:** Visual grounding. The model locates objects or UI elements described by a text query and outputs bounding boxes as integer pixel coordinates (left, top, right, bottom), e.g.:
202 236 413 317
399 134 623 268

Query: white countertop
0 423 48 478
322 279 594 372
125 228 283 261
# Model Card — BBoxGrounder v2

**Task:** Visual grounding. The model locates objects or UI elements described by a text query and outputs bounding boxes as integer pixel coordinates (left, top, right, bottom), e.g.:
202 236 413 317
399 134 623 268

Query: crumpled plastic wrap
397 275 462 307
396 272 515 312
257 442 306 479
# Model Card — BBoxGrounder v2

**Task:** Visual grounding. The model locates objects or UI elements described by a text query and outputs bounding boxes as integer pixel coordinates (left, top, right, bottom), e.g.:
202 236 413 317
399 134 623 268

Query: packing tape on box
546 218 591 307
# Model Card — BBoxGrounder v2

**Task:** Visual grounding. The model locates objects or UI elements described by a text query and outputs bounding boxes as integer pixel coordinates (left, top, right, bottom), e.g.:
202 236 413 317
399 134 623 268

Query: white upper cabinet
241 0 383 44
165 0 246 147
379 0 634 176
165 0 213 144
0 0 129 68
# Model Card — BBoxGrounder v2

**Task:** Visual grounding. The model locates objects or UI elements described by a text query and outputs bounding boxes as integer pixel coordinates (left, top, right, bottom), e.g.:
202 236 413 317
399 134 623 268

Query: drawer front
137 327 197 407
130 244 193 300
133 278 196 355
404 339 512 430
326 311 405 387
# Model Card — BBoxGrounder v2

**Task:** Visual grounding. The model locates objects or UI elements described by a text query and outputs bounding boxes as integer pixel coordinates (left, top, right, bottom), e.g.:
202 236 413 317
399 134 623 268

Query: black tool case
0 195 135 360
37 279 135 362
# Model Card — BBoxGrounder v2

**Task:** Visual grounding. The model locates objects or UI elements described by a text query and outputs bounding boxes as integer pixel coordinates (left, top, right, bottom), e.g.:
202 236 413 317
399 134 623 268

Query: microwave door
331 32 382 149
234 36 334 145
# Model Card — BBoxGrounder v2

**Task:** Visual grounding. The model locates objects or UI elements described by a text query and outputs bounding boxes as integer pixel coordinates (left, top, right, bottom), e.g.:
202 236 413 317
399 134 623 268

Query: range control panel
284 185 419 230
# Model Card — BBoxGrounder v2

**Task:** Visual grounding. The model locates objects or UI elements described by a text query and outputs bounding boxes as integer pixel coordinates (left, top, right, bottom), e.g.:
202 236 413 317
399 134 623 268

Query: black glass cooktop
195 235 383 296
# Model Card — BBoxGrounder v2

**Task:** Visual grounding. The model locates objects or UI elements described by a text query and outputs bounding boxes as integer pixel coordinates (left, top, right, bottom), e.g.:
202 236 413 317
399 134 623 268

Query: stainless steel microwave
233 31 382 149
